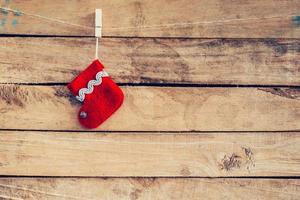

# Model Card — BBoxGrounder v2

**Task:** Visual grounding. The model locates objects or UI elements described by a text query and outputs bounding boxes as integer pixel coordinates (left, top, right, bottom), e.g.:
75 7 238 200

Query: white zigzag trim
76 70 109 102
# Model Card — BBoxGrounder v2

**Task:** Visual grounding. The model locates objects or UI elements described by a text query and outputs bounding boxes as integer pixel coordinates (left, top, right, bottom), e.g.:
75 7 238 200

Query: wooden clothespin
95 9 102 59
95 9 102 38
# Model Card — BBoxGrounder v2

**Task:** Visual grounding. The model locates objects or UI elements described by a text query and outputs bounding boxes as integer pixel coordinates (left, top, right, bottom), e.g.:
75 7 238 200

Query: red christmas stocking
68 60 124 129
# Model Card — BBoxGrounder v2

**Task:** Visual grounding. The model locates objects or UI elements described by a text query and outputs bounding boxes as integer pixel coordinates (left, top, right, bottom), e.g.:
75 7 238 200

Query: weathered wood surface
0 85 299 131
0 0 299 38
0 0 299 198
0 178 298 200
0 131 299 176
0 37 300 85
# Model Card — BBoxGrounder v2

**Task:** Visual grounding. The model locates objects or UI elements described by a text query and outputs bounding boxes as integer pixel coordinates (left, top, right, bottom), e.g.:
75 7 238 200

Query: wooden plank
0 178 298 200
0 131 299 176
0 37 300 85
0 85 299 131
0 0 299 38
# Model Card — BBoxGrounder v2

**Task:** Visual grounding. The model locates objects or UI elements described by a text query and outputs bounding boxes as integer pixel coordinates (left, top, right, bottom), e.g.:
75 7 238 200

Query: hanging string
95 37 99 59
0 6 297 32
0 7 93 30
106 15 296 31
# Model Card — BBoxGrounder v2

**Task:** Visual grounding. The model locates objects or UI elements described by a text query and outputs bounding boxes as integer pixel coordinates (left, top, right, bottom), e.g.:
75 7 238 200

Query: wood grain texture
0 178 298 200
0 85 299 131
0 37 300 85
0 0 299 38
0 131 299 176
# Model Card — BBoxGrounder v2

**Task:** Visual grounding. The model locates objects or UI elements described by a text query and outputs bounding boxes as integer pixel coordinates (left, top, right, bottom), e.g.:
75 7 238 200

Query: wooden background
0 0 299 199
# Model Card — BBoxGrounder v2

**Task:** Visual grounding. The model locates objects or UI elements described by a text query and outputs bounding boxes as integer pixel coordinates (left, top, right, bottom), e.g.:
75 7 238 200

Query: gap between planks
3 82 300 88
1 34 300 40
0 176 300 179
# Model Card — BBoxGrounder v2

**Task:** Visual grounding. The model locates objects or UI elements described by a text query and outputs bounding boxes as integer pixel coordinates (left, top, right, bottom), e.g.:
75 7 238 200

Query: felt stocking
68 59 124 129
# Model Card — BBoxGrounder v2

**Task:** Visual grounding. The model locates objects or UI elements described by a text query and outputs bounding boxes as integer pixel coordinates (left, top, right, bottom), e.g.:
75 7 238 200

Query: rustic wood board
0 37 299 85
0 85 299 131
0 178 298 200
0 0 299 38
0 0 299 198
0 131 299 176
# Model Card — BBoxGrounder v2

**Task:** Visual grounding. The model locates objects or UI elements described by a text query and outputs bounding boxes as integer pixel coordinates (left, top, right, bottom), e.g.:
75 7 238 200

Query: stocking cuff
67 59 108 102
